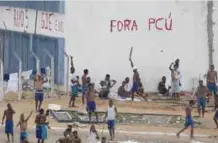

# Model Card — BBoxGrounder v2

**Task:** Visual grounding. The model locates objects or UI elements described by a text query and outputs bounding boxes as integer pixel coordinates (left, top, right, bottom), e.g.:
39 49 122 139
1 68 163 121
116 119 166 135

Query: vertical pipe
29 35 40 74
207 1 214 67
13 51 22 100
43 49 54 96
0 39 4 101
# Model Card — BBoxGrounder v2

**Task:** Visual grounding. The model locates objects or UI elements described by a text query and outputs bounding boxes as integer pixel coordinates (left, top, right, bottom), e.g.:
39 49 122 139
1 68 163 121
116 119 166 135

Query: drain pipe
43 49 54 96
29 35 40 74
13 50 22 100
0 39 4 101
207 1 214 67
63 50 70 96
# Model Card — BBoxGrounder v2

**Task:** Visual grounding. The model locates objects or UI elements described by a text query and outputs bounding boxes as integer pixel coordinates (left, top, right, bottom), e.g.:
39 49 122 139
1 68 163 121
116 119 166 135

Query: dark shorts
207 83 217 93
131 82 137 93
36 125 47 140
5 120 13 134
86 101 96 112
185 116 194 128
35 90 44 102
214 110 218 119
197 98 206 109
82 86 87 96
108 120 115 129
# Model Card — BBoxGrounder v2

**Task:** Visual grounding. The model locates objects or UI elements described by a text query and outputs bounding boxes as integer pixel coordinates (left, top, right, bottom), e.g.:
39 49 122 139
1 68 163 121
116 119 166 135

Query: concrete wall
214 1 218 70
65 1 209 92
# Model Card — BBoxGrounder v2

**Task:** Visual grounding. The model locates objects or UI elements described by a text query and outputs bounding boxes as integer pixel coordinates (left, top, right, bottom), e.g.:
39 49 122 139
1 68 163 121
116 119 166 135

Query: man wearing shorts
195 80 209 118
207 65 218 110
17 111 33 142
82 69 89 104
86 84 98 123
35 109 48 143
104 100 117 141
69 77 79 107
177 100 195 139
34 74 47 112
2 103 15 142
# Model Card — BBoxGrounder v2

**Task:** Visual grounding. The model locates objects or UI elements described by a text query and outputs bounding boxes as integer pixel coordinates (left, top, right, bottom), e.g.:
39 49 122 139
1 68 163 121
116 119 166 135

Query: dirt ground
0 92 218 142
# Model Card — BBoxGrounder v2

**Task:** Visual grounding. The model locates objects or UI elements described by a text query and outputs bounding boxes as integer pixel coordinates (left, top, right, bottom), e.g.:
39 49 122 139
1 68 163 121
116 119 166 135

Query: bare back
19 120 28 132
34 79 44 90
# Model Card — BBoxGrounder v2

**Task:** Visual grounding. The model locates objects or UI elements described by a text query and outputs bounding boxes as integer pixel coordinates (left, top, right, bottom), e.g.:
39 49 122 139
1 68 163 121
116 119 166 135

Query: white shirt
107 105 116 120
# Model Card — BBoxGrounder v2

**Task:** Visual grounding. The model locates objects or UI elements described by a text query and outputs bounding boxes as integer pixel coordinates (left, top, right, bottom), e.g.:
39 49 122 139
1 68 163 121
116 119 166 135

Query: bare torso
86 90 95 102
186 106 192 117
4 109 15 121
207 70 217 83
35 114 46 125
19 120 28 132
82 75 87 86
34 79 43 90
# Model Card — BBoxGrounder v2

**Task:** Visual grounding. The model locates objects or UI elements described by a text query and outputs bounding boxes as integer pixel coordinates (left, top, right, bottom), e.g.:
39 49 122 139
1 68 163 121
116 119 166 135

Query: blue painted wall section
0 1 65 85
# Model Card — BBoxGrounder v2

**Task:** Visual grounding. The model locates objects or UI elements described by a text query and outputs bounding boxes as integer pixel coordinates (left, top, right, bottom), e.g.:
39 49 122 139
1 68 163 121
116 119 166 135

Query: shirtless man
82 69 89 104
2 103 15 142
129 59 141 101
169 63 180 100
86 84 98 123
35 109 48 143
195 80 209 118
118 81 130 99
17 111 33 142
34 74 47 111
207 65 218 110
177 100 195 139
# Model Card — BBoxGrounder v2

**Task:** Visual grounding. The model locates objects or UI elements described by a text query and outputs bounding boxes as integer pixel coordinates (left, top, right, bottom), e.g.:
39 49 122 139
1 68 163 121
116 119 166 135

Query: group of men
1 103 50 143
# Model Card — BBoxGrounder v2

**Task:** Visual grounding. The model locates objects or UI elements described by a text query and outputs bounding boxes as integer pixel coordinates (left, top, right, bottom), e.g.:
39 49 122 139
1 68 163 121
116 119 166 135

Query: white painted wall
214 1 218 71
65 1 209 92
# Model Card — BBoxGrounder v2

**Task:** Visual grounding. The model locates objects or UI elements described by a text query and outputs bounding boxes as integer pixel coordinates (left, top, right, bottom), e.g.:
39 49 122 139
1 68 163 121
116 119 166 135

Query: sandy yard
0 92 218 142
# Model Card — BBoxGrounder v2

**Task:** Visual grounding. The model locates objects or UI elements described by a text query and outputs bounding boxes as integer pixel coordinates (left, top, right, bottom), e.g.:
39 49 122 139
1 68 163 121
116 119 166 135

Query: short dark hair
106 74 110 78
39 108 44 114
84 69 88 74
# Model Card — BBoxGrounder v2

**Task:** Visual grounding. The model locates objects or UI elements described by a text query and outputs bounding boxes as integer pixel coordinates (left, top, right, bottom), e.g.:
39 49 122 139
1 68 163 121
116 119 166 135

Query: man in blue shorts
195 80 209 118
104 100 117 141
2 103 15 142
207 65 218 109
214 109 218 128
177 100 195 139
34 74 47 112
35 109 48 143
86 84 98 123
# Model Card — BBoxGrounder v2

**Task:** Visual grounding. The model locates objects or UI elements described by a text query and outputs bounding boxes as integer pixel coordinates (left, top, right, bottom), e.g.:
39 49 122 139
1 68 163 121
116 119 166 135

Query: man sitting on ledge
99 74 116 99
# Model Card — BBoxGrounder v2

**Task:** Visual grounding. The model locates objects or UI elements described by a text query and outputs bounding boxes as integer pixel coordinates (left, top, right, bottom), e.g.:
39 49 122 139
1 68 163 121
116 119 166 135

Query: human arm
26 111 33 122
216 71 218 82
169 62 174 71
2 110 6 125
110 80 117 88
115 107 118 118
16 121 20 127
70 56 75 74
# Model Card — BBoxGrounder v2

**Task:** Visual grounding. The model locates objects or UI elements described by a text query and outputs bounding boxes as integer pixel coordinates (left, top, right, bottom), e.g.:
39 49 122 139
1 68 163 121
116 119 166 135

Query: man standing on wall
207 65 218 110
34 74 47 112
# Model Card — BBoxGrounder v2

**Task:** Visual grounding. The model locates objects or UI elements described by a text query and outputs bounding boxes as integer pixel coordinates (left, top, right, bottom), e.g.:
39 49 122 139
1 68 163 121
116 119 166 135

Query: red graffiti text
110 20 138 32
148 13 172 31
13 8 29 30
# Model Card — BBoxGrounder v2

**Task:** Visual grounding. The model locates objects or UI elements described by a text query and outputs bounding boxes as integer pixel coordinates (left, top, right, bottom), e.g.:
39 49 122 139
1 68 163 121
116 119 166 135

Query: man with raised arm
17 111 33 142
